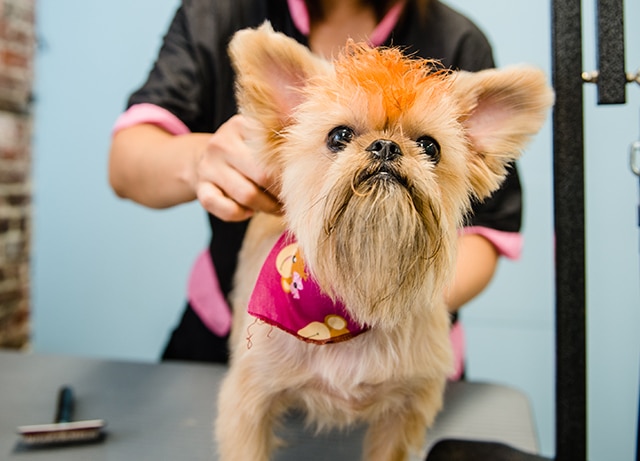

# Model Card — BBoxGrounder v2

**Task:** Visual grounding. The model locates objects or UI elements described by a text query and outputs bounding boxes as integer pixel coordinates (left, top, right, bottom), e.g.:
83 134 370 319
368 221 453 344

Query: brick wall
0 0 35 349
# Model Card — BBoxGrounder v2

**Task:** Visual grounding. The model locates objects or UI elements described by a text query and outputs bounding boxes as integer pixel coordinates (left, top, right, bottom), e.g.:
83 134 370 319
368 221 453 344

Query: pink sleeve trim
112 103 191 136
461 226 523 260
286 0 405 46
187 250 232 336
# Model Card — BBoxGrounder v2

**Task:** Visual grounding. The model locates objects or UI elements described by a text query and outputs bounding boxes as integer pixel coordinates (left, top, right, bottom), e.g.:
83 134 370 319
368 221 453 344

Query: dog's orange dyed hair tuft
333 42 451 119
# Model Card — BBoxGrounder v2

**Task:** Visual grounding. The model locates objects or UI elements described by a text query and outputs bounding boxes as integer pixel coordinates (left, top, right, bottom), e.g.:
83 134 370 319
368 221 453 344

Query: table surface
0 351 539 460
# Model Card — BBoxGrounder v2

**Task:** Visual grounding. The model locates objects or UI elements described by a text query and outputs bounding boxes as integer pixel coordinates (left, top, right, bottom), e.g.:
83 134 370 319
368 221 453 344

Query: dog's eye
416 136 441 164
327 126 355 152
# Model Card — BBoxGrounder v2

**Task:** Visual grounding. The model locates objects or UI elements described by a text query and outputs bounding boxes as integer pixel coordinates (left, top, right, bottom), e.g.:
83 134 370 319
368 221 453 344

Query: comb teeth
18 419 106 445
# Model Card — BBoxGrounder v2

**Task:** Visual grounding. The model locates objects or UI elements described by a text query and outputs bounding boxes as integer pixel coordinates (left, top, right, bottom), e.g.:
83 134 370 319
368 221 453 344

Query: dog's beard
295 160 457 330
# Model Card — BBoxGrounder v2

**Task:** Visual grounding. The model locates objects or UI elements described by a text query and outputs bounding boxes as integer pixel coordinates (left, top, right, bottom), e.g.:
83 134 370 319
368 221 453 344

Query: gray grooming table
0 351 539 460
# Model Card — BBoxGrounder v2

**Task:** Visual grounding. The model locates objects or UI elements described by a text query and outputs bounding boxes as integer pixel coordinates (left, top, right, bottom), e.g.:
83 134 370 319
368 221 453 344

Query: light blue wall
33 0 203 361
33 1 640 460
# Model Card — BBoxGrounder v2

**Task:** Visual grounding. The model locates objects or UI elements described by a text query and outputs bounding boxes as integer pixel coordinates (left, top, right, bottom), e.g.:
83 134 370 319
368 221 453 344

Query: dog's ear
228 22 329 133
453 67 554 199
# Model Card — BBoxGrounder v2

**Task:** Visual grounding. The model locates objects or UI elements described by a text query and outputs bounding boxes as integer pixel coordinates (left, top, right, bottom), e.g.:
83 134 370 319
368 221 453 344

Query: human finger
196 180 254 222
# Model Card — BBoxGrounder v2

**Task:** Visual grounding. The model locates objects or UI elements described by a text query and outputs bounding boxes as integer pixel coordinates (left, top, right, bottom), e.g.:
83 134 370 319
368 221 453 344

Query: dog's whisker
350 181 370 197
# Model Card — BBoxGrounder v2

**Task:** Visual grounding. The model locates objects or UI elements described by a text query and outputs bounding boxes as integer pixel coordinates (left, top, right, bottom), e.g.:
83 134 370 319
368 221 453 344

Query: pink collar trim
287 0 311 35
286 0 406 46
247 232 367 344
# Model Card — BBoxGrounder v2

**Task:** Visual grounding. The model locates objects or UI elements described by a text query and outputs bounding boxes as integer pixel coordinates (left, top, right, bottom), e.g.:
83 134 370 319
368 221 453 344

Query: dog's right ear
452 66 554 199
228 22 329 135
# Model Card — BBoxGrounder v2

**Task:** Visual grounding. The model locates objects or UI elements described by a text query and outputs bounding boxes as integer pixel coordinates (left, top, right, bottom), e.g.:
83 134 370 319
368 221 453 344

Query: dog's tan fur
215 23 554 461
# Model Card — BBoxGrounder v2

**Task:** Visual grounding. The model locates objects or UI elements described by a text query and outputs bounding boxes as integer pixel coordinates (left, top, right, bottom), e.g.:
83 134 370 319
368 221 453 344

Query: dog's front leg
362 380 445 461
216 363 280 461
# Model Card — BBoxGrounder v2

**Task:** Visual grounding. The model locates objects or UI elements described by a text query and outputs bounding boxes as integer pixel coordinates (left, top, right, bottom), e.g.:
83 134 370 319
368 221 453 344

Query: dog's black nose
365 139 402 161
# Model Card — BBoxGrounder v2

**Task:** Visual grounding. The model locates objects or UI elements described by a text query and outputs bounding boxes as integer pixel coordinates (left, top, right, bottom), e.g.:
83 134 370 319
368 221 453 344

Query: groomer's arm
110 124 205 207
445 233 499 312
108 115 280 222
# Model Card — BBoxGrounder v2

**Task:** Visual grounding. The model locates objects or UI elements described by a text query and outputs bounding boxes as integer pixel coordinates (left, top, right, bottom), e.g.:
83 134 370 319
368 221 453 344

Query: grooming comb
17 386 106 446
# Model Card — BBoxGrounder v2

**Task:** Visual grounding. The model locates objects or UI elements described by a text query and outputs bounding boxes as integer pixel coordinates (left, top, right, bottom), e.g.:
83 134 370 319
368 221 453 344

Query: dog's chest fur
229 213 452 426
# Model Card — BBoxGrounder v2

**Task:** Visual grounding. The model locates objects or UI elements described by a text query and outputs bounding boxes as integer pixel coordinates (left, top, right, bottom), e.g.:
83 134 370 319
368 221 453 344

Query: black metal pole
596 0 626 104
551 0 587 460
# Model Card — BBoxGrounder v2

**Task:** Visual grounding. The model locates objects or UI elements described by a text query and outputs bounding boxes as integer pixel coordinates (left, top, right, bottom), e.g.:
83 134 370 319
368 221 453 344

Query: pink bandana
247 233 368 344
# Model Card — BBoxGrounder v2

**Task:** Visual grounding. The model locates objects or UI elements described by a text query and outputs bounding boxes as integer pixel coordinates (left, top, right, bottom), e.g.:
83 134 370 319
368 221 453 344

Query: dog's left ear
453 67 554 199
228 22 330 137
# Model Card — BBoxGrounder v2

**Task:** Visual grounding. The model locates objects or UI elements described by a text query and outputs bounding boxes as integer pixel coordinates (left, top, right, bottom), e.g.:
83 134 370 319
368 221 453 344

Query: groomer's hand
194 115 281 221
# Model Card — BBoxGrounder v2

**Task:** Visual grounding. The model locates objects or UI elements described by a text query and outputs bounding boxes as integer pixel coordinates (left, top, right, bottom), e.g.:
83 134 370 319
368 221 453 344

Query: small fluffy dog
216 23 553 461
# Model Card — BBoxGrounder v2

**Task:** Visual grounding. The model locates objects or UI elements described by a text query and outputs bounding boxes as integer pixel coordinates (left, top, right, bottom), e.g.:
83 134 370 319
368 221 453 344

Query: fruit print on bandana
247 232 368 344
